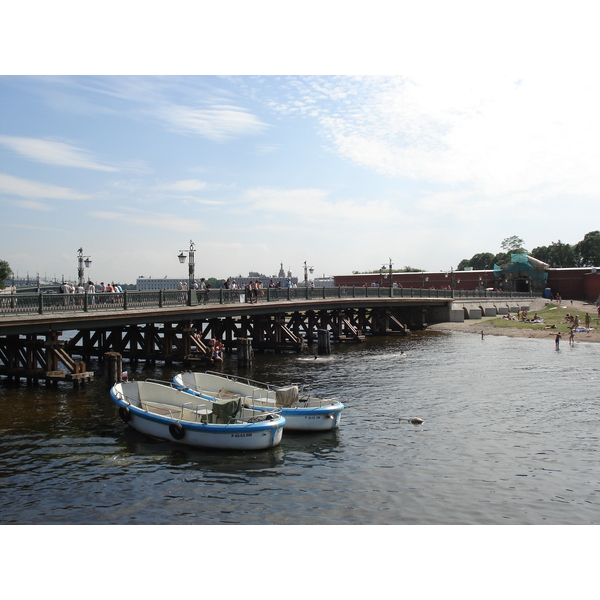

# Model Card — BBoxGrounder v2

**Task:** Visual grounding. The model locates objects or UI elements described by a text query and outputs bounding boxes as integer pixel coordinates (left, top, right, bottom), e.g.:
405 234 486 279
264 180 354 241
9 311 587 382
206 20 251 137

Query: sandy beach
428 297 600 343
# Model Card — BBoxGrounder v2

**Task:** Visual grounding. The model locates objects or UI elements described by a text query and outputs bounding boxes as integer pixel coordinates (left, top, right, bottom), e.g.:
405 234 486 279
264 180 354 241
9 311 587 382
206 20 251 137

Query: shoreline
427 297 600 343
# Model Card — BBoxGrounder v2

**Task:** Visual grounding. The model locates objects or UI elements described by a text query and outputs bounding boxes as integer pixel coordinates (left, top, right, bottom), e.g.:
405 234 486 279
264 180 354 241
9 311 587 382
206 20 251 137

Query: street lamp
303 261 314 287
77 247 92 286
445 267 460 290
177 240 196 290
381 258 393 287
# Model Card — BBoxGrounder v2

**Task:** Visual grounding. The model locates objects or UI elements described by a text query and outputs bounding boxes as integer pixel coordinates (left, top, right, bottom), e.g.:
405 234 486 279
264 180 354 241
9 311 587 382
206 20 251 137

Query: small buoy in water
400 417 424 424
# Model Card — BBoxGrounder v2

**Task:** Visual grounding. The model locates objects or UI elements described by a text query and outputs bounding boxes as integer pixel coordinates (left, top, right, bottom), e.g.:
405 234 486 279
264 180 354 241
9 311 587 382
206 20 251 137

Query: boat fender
169 422 185 440
118 406 131 423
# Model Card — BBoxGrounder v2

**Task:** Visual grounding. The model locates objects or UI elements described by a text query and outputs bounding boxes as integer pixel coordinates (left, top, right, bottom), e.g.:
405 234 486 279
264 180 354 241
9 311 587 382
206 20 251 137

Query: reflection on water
1 330 600 524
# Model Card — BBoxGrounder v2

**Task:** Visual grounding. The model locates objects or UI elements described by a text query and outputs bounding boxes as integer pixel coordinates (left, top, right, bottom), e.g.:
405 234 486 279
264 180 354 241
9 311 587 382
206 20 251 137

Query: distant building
333 257 600 301
137 262 301 290
136 277 182 291
314 277 334 287
226 262 298 288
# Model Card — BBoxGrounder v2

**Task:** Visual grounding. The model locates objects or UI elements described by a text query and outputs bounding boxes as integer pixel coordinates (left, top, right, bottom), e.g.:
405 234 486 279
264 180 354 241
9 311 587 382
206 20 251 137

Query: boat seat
142 401 182 418
275 386 298 407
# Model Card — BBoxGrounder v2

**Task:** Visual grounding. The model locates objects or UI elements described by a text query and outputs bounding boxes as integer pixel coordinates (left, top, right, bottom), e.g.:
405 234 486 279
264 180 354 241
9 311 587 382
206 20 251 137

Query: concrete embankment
428 298 600 343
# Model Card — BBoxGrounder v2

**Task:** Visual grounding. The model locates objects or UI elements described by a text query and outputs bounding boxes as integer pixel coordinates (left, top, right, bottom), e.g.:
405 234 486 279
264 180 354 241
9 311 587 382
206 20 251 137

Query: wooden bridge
0 286 532 385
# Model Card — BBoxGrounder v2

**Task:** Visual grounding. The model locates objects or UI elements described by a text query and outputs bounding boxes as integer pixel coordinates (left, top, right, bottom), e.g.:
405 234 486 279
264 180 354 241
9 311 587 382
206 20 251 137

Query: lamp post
303 261 314 287
445 267 460 291
381 258 393 287
177 240 196 290
77 247 92 287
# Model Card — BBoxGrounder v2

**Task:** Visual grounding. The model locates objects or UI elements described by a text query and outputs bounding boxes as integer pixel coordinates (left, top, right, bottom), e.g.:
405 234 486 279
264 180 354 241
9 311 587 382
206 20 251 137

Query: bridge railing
0 287 534 317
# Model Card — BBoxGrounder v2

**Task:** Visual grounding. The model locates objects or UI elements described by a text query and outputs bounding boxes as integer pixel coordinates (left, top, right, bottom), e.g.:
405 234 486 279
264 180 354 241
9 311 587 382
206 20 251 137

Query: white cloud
0 173 90 200
0 136 118 171
263 73 600 205
14 200 54 211
158 103 268 142
4 222 64 231
90 210 205 233
245 187 409 224
159 179 207 192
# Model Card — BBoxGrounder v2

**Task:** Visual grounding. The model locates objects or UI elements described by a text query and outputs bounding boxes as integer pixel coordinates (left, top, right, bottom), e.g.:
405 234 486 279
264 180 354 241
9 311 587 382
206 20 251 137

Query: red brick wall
334 267 600 300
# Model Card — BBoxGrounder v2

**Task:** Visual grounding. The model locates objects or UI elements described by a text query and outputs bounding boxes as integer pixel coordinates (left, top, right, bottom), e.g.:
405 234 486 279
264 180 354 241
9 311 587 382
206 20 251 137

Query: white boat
110 379 285 450
173 371 344 432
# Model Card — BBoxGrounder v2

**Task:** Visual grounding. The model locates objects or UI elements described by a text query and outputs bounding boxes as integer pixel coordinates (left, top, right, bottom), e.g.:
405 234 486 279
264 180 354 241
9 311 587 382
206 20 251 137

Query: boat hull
124 411 284 449
173 372 344 432
111 382 285 451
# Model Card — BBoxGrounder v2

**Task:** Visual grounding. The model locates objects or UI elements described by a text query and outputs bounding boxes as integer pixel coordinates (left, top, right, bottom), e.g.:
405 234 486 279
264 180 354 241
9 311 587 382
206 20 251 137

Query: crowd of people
60 281 123 294
223 278 296 290
221 278 298 303
59 281 123 305
177 278 210 292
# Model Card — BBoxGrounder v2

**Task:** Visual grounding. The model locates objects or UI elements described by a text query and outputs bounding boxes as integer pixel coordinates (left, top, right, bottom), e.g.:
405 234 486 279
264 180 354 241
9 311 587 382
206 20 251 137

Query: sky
2 2 600 286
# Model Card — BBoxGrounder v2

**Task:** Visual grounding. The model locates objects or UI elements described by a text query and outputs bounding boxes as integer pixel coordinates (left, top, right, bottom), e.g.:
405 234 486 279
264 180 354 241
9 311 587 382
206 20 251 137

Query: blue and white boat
110 379 285 450
173 371 344 432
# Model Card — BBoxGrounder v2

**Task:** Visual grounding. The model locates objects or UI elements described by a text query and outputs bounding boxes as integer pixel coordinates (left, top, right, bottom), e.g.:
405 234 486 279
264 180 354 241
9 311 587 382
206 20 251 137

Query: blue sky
2 2 599 285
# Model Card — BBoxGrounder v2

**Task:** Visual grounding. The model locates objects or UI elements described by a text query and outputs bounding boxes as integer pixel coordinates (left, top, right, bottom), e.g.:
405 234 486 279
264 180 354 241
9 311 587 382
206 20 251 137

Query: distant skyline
2 4 600 285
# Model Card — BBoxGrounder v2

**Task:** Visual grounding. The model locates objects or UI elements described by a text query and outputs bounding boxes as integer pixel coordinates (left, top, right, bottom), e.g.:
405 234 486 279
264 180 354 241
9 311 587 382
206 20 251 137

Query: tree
0 260 11 289
530 245 551 264
207 277 225 288
531 240 578 267
500 236 526 253
400 266 424 272
457 252 495 271
574 231 600 266
469 252 495 270
492 252 510 266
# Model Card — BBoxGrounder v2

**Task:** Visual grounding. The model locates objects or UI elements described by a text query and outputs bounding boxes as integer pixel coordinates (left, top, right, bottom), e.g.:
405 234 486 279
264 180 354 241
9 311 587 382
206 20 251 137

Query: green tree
574 231 600 266
500 236 526 253
0 260 12 289
469 252 495 270
530 245 551 264
207 277 225 288
492 252 510 266
400 266 424 272
457 252 495 271
531 240 578 267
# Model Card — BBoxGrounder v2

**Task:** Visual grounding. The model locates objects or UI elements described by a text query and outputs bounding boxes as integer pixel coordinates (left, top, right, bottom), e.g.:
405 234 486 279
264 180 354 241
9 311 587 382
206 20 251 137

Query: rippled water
1 330 599 525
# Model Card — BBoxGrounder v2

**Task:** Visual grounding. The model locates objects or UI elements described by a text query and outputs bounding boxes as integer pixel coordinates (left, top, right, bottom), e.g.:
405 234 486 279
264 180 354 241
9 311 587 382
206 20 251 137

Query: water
1 330 600 525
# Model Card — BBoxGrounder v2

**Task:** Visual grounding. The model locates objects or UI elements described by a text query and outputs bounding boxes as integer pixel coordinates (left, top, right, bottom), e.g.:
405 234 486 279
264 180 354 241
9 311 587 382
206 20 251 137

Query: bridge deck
0 295 454 336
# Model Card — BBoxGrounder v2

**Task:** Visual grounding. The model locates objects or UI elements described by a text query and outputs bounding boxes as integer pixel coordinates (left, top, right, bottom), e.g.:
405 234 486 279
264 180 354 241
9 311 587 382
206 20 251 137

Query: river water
1 329 599 526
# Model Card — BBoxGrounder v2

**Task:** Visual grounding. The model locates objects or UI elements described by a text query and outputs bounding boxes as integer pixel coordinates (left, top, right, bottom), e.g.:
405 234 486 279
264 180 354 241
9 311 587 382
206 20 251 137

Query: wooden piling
237 338 253 367
317 329 331 355
104 352 123 387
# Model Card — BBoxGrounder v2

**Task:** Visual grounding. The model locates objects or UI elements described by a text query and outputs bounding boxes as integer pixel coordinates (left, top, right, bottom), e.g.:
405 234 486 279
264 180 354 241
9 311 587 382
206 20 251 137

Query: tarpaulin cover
275 386 299 407
211 397 241 422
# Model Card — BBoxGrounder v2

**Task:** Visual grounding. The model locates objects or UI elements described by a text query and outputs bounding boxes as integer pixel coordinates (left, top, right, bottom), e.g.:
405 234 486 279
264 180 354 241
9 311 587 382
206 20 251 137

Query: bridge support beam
3 295 493 382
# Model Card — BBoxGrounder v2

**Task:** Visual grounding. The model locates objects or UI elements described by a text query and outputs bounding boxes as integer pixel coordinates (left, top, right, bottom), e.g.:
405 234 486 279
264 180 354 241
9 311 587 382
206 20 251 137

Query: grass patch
488 302 598 333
